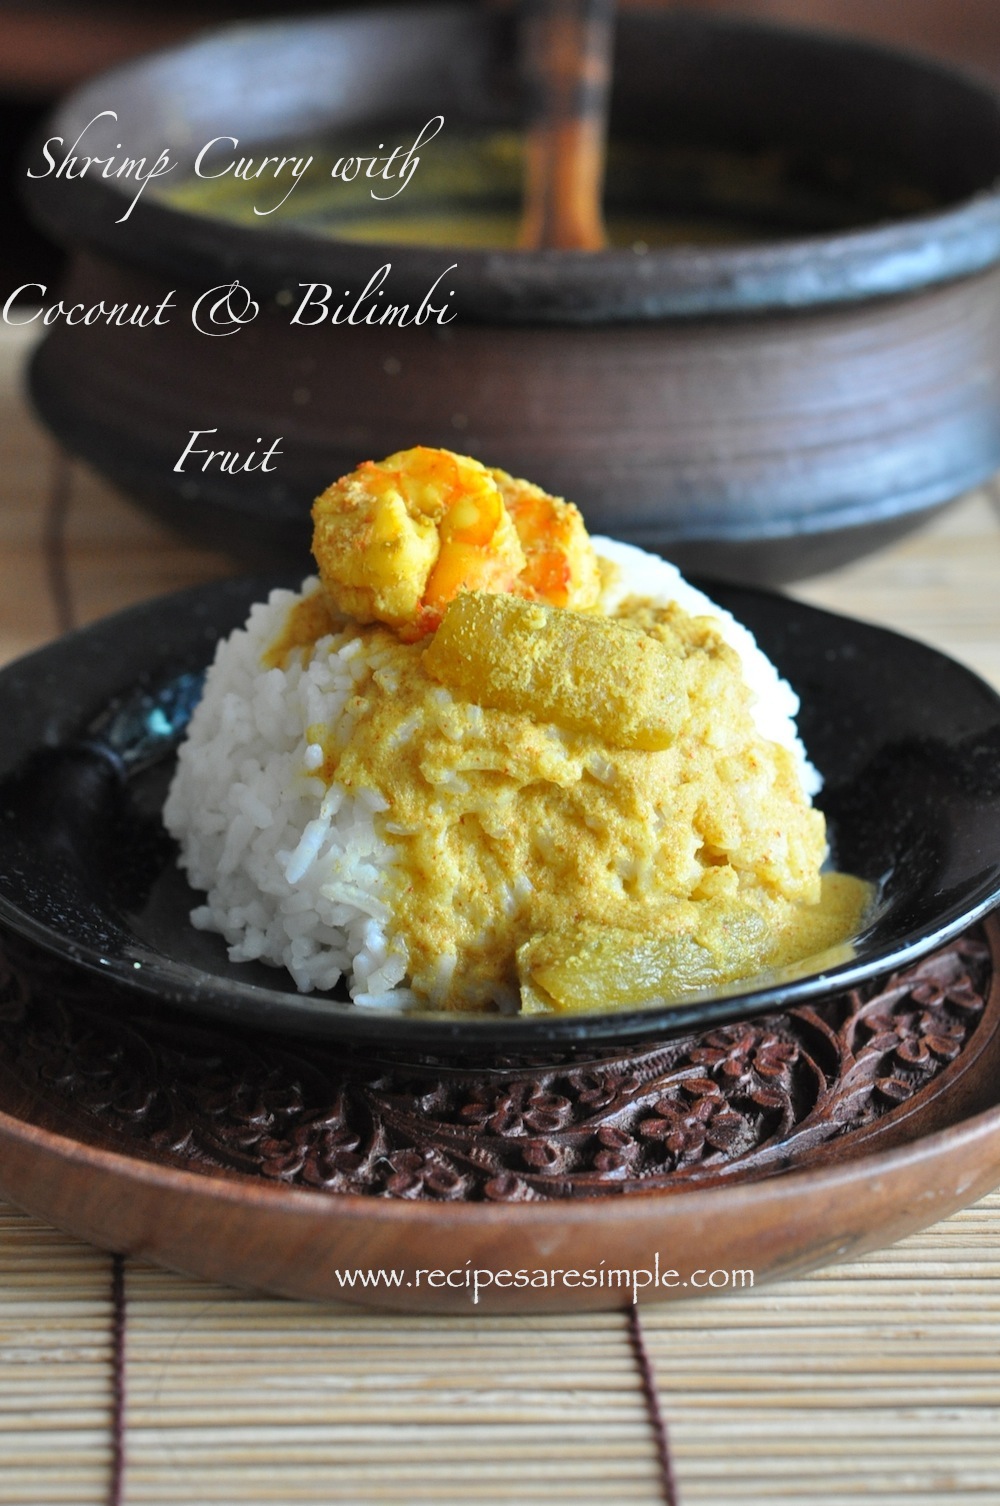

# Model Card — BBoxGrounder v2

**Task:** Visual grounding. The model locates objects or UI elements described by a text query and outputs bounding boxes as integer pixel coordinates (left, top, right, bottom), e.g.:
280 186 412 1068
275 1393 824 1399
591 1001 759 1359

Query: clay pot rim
21 6 1000 324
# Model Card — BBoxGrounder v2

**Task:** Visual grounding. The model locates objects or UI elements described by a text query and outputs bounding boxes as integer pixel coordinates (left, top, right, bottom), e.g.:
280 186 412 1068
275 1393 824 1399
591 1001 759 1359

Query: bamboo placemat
1 321 1000 1503
3 1195 1000 1505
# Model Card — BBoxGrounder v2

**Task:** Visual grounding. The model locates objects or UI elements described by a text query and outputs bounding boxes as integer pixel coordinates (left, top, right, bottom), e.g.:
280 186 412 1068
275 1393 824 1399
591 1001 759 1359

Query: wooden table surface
1 319 999 1504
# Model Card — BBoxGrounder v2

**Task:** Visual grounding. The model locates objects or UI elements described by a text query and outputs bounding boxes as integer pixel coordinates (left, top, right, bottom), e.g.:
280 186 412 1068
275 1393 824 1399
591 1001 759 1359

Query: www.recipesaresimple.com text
331 1260 755 1305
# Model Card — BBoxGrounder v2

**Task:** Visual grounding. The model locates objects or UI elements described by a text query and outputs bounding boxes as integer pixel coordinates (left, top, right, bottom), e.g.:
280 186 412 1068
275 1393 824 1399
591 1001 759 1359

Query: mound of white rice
163 542 819 1005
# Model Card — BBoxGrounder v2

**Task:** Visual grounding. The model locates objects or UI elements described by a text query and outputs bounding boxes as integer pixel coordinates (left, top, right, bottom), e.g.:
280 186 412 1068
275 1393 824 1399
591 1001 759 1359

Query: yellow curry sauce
265 583 869 1012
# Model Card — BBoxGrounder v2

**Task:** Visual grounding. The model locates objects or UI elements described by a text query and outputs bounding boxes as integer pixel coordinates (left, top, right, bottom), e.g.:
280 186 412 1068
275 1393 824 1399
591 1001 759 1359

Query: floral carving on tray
0 933 989 1202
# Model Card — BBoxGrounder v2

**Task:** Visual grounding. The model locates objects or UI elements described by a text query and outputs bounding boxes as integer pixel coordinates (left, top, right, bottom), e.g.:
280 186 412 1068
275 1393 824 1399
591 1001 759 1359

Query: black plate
2 576 1000 1056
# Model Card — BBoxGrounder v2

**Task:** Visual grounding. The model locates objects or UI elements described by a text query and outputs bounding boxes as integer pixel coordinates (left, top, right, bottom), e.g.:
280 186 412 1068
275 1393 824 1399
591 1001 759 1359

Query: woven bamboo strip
0 1211 110 1503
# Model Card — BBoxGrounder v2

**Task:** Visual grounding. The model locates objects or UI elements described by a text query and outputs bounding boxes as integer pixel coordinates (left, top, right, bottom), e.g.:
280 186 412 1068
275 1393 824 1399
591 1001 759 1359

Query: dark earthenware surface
1 577 1000 1056
22 9 1000 320
21 11 1000 580
27 252 1000 584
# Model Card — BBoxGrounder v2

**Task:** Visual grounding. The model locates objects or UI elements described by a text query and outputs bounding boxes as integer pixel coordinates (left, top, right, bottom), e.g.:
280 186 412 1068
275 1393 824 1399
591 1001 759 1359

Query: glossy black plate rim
2 575 1000 1053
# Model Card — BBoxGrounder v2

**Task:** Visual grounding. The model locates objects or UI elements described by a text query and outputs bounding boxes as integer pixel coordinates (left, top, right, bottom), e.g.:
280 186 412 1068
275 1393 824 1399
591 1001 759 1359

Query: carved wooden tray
0 917 998 1312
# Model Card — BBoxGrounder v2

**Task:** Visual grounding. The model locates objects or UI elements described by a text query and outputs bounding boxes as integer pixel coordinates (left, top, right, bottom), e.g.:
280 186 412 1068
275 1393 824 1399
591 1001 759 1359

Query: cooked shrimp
493 470 602 611
312 446 601 639
312 447 525 639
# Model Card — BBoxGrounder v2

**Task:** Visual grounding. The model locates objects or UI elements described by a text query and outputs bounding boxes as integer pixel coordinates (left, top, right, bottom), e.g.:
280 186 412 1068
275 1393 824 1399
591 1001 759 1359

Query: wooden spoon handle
518 0 616 251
